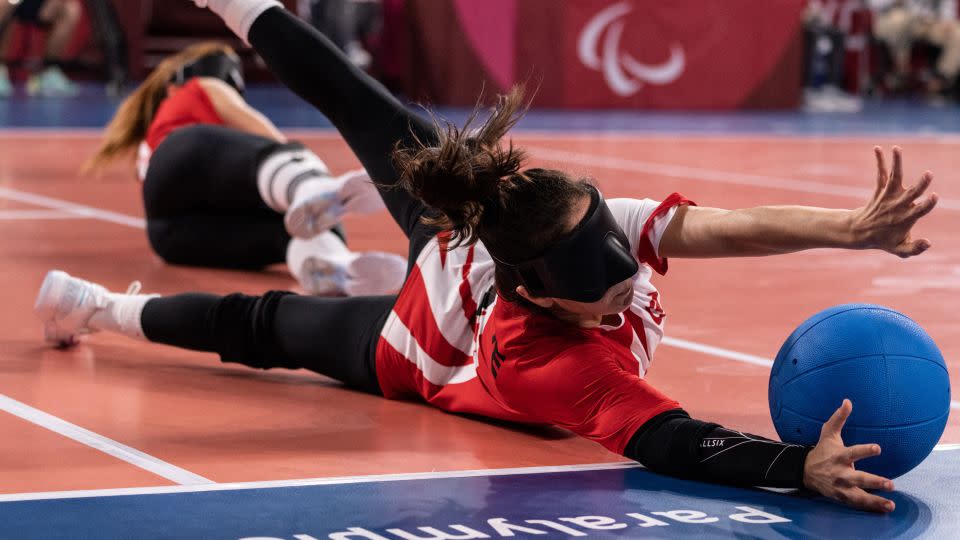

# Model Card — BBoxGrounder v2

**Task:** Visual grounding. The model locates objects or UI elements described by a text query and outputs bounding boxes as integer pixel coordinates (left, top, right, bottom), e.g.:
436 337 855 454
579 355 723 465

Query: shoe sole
299 256 343 295
285 194 343 239
344 252 407 296
299 252 406 296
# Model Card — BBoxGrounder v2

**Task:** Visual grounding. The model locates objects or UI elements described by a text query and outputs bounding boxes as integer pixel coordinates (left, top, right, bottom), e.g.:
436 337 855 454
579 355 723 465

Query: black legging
141 7 441 394
144 125 292 269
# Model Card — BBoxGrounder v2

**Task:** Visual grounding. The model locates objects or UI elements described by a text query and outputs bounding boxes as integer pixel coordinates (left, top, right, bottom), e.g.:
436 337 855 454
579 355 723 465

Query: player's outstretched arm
628 401 895 513
658 146 937 259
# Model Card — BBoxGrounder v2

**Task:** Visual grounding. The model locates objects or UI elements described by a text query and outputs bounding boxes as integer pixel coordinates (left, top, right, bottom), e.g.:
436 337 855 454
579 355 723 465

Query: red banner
405 0 805 109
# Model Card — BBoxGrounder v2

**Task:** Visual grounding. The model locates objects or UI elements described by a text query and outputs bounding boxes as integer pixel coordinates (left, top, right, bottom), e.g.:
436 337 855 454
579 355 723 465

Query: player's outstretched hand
850 146 938 258
803 399 896 513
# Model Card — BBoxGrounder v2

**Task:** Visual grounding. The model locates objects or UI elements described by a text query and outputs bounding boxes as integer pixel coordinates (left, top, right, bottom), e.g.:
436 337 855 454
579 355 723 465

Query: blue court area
1 448 957 540
4 84 960 135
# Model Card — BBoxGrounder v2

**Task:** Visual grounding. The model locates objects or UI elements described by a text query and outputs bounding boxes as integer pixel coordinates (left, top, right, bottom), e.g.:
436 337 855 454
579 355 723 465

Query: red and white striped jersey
375 193 692 454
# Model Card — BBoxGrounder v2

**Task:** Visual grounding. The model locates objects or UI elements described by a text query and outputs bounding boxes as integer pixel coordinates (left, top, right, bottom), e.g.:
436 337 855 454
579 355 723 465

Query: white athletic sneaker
284 169 385 239
287 234 407 296
33 270 147 347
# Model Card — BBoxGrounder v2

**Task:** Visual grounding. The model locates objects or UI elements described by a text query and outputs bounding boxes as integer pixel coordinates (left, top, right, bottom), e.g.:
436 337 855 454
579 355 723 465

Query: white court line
2 444 958 503
526 146 960 212
0 395 211 486
935 444 960 451
662 336 773 368
660 337 960 411
0 209 79 220
0 187 145 229
0 461 639 502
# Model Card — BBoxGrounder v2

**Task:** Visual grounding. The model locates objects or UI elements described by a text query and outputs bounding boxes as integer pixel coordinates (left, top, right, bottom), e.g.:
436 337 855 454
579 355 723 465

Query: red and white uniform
136 79 225 181
375 193 692 454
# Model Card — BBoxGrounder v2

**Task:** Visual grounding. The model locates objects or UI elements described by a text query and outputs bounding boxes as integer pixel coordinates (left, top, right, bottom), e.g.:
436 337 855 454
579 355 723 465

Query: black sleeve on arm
624 409 812 489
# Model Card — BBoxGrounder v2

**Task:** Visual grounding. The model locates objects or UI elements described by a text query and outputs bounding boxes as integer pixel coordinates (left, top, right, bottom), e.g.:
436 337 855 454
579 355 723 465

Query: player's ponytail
393 86 594 302
394 87 527 248
84 42 237 175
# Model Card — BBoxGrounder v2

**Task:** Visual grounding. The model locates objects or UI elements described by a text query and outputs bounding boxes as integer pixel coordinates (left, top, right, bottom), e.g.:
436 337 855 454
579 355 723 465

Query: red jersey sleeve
499 342 681 454
607 193 694 275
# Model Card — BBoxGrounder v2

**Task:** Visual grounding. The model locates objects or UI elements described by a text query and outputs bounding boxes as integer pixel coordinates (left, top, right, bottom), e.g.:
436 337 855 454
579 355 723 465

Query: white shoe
284 169 383 239
287 234 407 296
33 270 144 347
284 185 343 239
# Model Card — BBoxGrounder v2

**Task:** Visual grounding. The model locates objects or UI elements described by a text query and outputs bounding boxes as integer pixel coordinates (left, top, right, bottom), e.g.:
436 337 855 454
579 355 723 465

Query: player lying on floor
85 41 404 296
37 0 939 513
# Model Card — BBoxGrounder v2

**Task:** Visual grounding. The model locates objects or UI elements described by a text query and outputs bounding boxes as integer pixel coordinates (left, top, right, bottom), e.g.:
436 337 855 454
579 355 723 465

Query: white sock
257 148 332 212
88 292 159 340
203 0 283 44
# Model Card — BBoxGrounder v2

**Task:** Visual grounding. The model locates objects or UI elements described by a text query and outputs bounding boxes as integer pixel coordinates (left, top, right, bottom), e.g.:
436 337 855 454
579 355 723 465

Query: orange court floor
0 130 957 495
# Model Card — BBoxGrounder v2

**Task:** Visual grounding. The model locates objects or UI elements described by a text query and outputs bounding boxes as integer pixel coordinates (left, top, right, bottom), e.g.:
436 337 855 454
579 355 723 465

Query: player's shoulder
493 337 618 416
501 331 615 382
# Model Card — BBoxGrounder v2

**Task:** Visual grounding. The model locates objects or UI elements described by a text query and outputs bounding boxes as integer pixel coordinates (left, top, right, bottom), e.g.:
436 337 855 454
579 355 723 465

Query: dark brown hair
393 86 593 303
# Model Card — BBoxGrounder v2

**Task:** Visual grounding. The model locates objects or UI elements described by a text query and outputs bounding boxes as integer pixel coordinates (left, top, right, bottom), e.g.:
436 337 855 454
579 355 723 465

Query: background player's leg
147 213 289 269
145 125 351 270
144 125 288 217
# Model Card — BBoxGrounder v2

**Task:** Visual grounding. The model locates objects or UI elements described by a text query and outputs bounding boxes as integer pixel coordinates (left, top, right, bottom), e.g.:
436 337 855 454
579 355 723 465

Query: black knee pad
209 291 297 369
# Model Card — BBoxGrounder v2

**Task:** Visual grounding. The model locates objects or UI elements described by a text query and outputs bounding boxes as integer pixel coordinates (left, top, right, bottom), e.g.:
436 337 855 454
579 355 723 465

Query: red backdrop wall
403 0 805 109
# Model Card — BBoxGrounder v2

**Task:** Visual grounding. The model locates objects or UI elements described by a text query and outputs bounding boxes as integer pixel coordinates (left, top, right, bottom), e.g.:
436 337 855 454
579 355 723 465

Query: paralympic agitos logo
577 1 686 97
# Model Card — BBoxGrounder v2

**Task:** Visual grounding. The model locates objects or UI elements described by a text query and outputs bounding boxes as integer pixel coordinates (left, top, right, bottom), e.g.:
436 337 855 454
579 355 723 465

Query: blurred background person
870 0 960 97
0 0 82 97
803 0 864 112
307 0 382 69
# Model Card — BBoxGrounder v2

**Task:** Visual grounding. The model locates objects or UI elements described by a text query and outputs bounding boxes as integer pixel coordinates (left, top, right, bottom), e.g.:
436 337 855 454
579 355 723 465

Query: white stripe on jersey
381 312 479 386
626 319 651 376
414 238 497 355
382 195 684 390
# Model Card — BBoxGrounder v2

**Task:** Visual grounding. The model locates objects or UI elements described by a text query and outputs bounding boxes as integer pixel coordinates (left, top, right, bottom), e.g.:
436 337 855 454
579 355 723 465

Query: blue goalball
769 304 950 479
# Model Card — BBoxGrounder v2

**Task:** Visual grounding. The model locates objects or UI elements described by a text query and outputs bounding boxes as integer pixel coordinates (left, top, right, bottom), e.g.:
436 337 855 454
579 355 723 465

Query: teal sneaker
27 66 79 97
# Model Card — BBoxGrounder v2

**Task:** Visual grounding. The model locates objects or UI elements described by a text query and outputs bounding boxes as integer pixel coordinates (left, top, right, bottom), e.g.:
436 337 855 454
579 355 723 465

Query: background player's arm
659 146 937 259
197 78 287 143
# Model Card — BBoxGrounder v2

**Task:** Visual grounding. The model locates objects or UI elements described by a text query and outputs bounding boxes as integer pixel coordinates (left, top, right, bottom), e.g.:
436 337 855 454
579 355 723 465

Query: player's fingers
848 470 894 491
822 399 852 437
901 172 933 204
892 238 930 258
837 487 896 513
874 146 887 194
843 443 881 463
909 193 939 221
888 146 904 192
